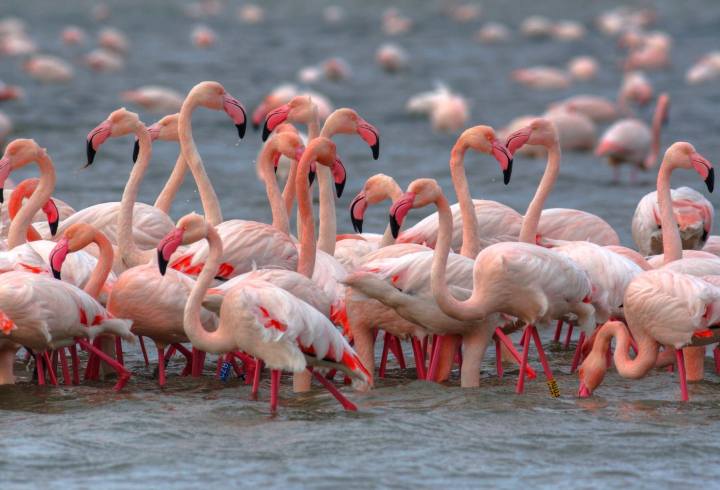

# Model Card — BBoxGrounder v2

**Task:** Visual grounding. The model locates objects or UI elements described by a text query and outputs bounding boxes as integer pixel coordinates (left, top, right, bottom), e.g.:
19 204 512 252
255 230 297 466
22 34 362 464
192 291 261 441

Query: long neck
596 321 659 379
281 156 298 220
8 190 42 241
296 153 317 278
431 192 488 320
153 152 188 214
450 142 481 258
379 185 404 247
657 161 682 263
8 154 56 249
645 100 665 169
118 127 155 268
183 225 235 352
178 95 223 225
84 231 113 299
519 142 561 243
258 145 289 235
312 115 338 254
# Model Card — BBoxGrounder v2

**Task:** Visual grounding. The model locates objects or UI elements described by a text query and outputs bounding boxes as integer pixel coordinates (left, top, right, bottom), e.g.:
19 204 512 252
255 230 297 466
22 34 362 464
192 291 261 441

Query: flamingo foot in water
76 338 131 391
138 336 150 367
570 331 586 374
308 367 357 411
676 349 689 402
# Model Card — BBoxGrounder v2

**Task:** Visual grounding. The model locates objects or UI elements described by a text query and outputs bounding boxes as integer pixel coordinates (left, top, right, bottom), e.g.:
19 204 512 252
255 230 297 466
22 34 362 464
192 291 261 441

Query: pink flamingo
121 86 184 114
251 85 333 131
6 178 66 241
596 93 669 183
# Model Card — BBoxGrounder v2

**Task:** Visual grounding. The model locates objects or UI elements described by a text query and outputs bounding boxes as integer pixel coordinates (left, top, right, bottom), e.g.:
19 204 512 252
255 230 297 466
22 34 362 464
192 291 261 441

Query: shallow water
1 0 720 488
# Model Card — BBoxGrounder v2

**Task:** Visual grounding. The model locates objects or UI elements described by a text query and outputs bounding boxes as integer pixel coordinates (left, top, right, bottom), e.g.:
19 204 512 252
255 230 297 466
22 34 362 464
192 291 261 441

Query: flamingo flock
1 3 720 415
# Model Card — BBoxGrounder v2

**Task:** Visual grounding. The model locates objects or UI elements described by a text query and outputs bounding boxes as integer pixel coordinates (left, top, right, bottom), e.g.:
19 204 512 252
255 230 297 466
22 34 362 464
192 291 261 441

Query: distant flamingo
23 55 73 83
121 86 184 113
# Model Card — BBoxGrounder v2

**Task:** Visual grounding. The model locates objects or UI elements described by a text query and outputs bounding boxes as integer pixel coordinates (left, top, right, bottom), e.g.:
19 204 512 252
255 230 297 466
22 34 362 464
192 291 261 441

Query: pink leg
59 348 71 386
494 327 537 379
115 337 124 366
309 368 357 411
35 353 46 385
454 342 463 369
676 349 689 402
389 336 406 369
191 348 206 377
44 352 58 386
269 369 281 412
495 337 503 379
76 338 131 391
570 331 586 374
426 335 444 381
530 326 559 398
411 337 427 380
215 356 223 378
422 336 429 358
378 331 391 378
69 345 79 385
553 320 563 342
714 346 720 374
157 346 166 387
516 327 532 394
138 336 149 367
563 322 574 349
252 359 263 399
173 343 193 376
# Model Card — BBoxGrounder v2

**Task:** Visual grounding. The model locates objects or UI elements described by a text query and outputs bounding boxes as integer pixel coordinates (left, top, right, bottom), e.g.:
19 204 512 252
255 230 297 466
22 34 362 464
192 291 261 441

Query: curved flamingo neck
179 93 223 225
184 224 235 352
8 153 55 249
84 230 113 299
519 142 561 243
645 96 667 169
153 152 188 215
431 189 488 320
8 181 42 241
450 142 481 258
258 144 289 235
118 126 155 268
594 321 659 380
295 148 319 278
657 160 682 264
379 182 404 247
281 156 298 220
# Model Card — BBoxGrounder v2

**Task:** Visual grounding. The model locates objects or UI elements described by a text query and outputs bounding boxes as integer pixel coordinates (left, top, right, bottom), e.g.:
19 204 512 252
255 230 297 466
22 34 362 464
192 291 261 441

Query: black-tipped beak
262 121 272 142
371 141 380 160
351 216 363 233
86 139 96 167
308 170 316 186
706 167 714 193
503 158 513 185
132 139 140 164
235 122 246 140
335 180 346 199
389 213 401 239
157 249 169 276
51 267 61 280
49 219 59 237
0 189 4 204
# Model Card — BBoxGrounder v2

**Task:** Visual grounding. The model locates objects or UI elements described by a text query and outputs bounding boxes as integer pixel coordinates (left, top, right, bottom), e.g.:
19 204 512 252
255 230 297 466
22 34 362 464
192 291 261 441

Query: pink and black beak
388 192 416 239
49 237 69 280
492 139 513 185
691 152 714 193
357 118 380 160
262 103 290 141
85 120 112 167
223 93 247 140
133 122 162 163
251 102 268 131
349 191 368 233
332 157 347 198
0 153 11 204
308 161 317 186
42 199 60 236
156 228 184 275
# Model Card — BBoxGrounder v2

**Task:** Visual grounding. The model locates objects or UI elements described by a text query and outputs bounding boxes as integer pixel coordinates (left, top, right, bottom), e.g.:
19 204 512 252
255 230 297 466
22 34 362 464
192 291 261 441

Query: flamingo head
156 213 207 275
0 139 46 204
349 174 400 234
577 348 608 398
133 113 180 163
665 142 714 193
262 95 315 142
192 81 247 140
265 131 305 177
389 178 442 238
42 198 60 236
459 125 513 185
506 118 558 158
49 237 69 280
86 108 142 166
299 137 344 196
49 223 97 279
323 108 380 160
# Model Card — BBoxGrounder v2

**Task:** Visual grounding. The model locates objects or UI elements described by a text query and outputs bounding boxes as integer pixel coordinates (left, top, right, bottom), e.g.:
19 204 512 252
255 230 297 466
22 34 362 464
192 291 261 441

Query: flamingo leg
389 336 406 369
191 348 206 377
516 326 532 394
115 337 124 366
378 331 391 378
137 336 150 367
43 352 58 386
76 338 131 391
553 320 563 342
59 348 71 386
426 335 444 381
495 337 503 379
269 369 281 412
714 346 720 374
252 359 264 399
411 337 427 380
172 344 193 376
309 368 357 411
530 326 560 397
35 353 46 385
69 345 80 385
494 328 537 380
563 322 575 349
570 331 586 374
156 346 166 387
676 349 689 402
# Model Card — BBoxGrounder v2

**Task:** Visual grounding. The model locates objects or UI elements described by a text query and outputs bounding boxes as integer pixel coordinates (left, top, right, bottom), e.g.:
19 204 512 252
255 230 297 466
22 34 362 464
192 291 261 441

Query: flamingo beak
85 119 112 167
251 102 268 130
308 161 317 186
691 152 714 193
332 158 347 198
388 192 416 239
349 192 368 233
133 123 162 164
262 103 290 142
491 139 513 185
505 126 531 157
223 93 247 140
49 237 69 280
42 199 60 236
0 155 11 204
357 119 380 160
577 381 592 398
156 228 184 275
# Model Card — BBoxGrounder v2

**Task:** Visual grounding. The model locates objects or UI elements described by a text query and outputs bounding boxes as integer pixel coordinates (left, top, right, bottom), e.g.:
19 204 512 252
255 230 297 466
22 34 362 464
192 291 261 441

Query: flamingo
5 178 68 241
157 215 370 412
121 86 183 113
23 55 74 83
567 56 598 81
474 23 510 44
251 84 333 131
596 93 669 183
